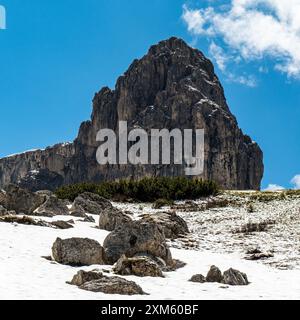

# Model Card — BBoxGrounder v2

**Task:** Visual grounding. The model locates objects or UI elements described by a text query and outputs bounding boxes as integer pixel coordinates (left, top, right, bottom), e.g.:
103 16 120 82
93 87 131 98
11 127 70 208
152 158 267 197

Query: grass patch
55 177 219 202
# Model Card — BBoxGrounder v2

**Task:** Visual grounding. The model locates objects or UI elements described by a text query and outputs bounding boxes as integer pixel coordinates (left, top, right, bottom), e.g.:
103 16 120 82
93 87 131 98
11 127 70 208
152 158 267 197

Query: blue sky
0 0 299 189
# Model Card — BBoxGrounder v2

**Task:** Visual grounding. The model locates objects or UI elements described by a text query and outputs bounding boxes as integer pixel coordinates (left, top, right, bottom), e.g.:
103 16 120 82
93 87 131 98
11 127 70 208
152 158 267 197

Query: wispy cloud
182 1 300 78
208 42 228 72
227 73 257 87
263 184 285 191
291 175 300 189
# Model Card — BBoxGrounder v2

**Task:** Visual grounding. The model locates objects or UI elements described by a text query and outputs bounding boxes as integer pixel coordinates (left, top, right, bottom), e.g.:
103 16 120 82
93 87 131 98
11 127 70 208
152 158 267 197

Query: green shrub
152 198 175 209
55 177 219 202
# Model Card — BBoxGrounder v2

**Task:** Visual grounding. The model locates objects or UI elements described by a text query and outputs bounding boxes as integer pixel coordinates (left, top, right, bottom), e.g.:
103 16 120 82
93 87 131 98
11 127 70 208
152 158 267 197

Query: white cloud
291 175 300 189
263 184 285 191
228 73 257 87
182 0 300 78
209 42 228 71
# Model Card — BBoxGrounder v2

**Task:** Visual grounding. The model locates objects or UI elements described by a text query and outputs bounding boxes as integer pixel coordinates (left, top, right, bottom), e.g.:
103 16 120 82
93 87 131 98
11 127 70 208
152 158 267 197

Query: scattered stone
140 211 189 239
99 207 132 231
245 252 274 261
51 220 74 229
0 215 50 227
113 255 163 277
103 220 172 265
206 265 223 283
235 220 275 234
82 215 96 223
52 237 104 266
68 270 104 286
223 268 249 286
246 248 262 255
69 270 146 295
34 195 70 217
189 274 206 283
70 210 89 218
163 259 187 272
79 276 146 295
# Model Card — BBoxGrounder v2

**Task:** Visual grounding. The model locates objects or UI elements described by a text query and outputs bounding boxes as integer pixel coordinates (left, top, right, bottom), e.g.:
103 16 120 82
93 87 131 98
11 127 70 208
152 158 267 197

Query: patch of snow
186 85 200 93
0 208 299 300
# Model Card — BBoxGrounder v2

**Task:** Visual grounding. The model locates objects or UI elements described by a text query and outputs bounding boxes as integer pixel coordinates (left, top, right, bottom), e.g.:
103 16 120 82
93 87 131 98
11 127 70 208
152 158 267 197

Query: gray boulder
79 276 146 295
113 255 163 277
141 211 189 239
223 268 249 286
68 270 105 286
99 206 132 231
189 274 206 283
0 184 46 214
206 265 223 283
50 220 74 229
71 192 112 215
52 237 104 266
103 220 172 265
34 195 70 217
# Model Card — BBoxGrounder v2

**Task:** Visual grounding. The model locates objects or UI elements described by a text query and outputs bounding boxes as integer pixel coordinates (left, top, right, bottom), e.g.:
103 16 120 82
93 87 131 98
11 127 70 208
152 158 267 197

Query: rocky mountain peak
0 37 264 191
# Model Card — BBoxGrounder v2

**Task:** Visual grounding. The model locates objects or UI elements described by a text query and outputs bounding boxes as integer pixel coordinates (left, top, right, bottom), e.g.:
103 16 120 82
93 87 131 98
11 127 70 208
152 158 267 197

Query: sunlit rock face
0 37 263 190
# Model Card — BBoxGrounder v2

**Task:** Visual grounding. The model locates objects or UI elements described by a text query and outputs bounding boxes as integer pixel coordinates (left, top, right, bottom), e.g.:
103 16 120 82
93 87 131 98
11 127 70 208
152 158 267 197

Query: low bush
55 177 219 202
152 198 175 209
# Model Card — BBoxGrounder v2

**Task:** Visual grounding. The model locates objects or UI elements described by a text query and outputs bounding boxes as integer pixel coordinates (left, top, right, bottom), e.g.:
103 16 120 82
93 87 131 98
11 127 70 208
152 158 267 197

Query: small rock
79 215 96 223
206 265 223 283
245 252 274 261
51 220 74 229
163 259 187 272
68 270 104 286
223 268 249 286
246 248 262 255
0 215 50 227
113 255 163 277
79 276 146 296
69 270 146 295
189 274 206 283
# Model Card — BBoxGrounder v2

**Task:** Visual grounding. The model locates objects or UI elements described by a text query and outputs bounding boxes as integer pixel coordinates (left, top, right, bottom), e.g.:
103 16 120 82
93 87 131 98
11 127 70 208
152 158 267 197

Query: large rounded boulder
52 237 104 266
103 220 172 265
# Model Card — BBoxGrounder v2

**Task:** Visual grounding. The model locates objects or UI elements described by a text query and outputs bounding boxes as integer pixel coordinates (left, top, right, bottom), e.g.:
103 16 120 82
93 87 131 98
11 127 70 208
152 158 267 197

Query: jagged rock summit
0 37 263 190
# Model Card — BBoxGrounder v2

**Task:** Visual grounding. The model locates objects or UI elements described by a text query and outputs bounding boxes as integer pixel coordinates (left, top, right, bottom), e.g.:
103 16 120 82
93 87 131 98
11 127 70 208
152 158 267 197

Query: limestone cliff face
0 37 264 190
